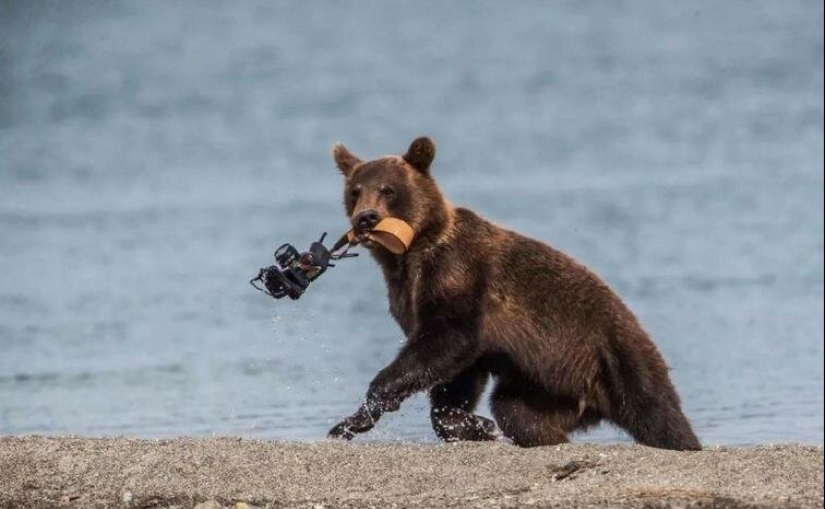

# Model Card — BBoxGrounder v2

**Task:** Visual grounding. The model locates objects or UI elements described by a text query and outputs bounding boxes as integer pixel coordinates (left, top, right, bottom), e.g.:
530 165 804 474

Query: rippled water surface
1 1 822 445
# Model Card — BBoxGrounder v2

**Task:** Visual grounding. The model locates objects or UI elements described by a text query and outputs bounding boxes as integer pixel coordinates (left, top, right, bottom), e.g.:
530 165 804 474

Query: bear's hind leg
612 392 702 451
430 363 501 442
491 378 590 447
600 341 702 451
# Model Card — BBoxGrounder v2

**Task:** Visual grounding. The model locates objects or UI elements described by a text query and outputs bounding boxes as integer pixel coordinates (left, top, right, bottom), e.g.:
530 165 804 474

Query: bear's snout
354 209 380 232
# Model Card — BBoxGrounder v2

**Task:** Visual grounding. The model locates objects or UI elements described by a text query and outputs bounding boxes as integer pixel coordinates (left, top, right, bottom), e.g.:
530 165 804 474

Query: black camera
250 232 355 300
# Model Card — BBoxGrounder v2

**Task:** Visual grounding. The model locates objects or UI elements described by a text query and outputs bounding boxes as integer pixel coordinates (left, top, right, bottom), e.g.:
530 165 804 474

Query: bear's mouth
355 230 377 248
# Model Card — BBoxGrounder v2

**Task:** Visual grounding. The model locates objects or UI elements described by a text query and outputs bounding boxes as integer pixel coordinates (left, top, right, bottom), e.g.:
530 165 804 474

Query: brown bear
327 137 701 451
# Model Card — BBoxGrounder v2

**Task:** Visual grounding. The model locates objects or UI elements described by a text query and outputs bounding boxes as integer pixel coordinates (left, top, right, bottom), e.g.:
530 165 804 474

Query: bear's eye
379 186 395 199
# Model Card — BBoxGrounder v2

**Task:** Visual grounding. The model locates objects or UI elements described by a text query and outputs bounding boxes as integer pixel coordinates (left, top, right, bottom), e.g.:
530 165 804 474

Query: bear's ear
403 137 436 174
332 143 362 177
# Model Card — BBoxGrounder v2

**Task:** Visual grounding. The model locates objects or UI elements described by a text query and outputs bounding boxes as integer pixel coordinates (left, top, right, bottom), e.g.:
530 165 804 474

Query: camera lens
274 244 300 269
299 253 314 267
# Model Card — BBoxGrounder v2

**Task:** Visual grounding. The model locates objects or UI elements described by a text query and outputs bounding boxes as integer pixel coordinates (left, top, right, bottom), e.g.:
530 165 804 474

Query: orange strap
345 217 415 254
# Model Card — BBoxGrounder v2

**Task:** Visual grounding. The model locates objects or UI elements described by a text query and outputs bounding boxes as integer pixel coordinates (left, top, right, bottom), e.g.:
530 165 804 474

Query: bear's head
332 137 450 253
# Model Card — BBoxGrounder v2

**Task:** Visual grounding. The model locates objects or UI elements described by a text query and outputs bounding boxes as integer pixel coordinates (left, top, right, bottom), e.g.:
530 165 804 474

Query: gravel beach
0 437 821 509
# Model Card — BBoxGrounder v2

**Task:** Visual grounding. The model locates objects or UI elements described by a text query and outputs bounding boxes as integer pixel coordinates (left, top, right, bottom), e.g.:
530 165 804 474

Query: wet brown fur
328 137 701 451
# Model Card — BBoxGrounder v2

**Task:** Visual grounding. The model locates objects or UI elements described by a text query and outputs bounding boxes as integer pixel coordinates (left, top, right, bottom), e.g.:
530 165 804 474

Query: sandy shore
0 437 822 509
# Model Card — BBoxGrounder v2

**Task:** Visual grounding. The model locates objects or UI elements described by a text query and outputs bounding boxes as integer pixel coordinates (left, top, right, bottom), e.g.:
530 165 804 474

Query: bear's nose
355 209 380 231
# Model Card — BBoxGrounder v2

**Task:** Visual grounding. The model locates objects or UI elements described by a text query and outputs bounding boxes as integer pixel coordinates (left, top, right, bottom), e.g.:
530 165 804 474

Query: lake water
1 1 822 446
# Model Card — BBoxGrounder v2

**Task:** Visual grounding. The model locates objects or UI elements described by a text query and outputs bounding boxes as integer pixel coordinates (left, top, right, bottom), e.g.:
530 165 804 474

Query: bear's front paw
327 405 376 440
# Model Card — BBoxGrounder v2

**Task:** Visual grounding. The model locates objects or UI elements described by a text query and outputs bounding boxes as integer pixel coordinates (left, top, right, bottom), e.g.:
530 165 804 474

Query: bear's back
449 206 641 345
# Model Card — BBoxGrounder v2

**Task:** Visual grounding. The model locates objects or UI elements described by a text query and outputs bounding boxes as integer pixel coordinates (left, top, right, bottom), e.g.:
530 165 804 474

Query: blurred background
0 0 822 445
